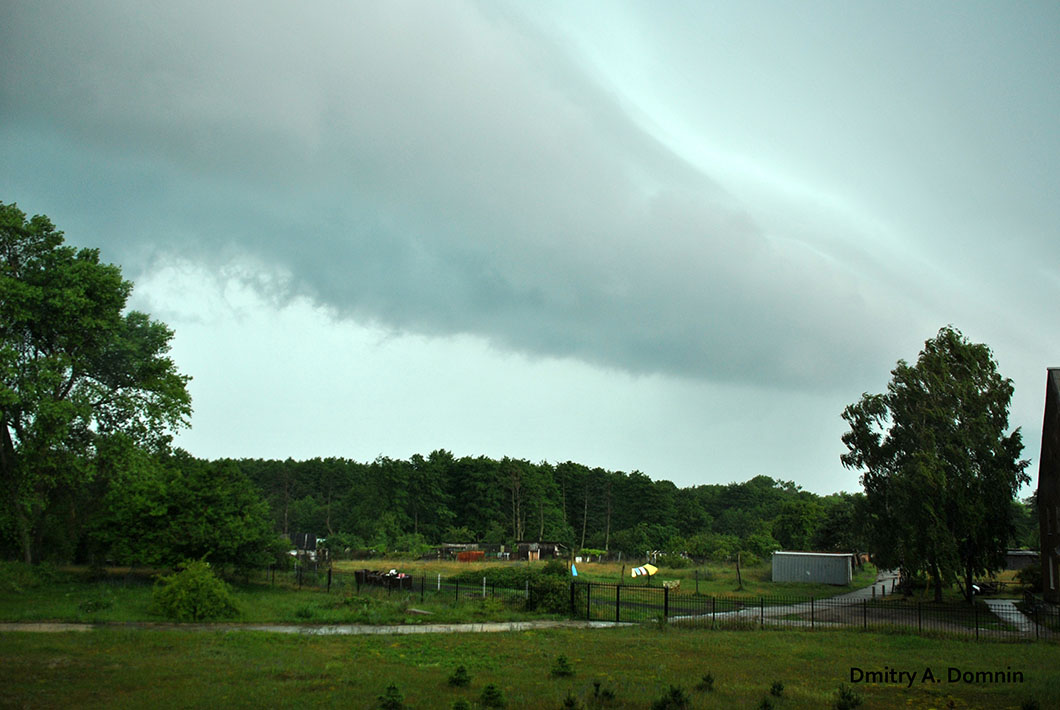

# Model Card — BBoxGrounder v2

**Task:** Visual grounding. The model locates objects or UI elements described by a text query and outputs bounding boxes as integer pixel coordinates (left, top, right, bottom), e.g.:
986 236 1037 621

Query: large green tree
0 202 191 562
841 326 1029 601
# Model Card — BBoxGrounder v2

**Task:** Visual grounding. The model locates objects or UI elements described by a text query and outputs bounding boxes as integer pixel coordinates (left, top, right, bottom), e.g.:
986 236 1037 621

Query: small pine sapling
551 655 575 678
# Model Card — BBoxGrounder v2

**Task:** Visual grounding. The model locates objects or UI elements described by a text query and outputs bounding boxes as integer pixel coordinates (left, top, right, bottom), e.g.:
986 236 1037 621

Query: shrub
650 685 690 710
451 701 471 710
528 576 572 614
655 553 693 569
480 683 507 709
757 696 775 710
769 680 784 697
550 655 574 678
448 665 471 688
695 673 714 692
833 684 863 710
151 560 239 621
1016 565 1041 592
1020 700 1039 710
541 558 569 577
78 588 116 614
560 690 582 709
377 683 404 710
0 561 60 592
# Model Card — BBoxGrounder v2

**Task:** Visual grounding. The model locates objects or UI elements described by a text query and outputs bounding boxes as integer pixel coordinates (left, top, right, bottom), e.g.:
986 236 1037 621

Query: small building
515 541 564 561
1005 550 1039 571
1038 368 1060 604
772 551 854 585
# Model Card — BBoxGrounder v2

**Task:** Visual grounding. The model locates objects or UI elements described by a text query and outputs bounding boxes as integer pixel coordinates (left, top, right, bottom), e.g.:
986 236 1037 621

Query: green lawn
0 626 1055 709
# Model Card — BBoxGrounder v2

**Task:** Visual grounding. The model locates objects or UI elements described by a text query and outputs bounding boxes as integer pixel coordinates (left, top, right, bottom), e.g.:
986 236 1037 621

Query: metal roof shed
772 551 854 585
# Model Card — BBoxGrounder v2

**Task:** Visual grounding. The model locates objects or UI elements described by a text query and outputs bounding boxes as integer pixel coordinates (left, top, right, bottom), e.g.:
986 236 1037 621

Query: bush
448 665 471 688
550 655 574 678
833 684 863 710
1016 565 1042 592
152 560 239 621
541 558 569 577
528 575 572 614
0 561 62 592
650 686 690 710
377 683 404 710
560 690 582 709
655 553 693 569
769 680 784 697
695 673 714 692
451 701 471 710
480 683 507 709
757 697 774 710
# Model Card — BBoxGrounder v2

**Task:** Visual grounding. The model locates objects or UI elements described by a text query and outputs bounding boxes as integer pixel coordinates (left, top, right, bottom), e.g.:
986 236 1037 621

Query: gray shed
772 551 854 585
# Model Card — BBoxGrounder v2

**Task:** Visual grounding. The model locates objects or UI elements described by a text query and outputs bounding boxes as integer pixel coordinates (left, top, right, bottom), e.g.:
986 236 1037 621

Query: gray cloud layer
3 1 1054 395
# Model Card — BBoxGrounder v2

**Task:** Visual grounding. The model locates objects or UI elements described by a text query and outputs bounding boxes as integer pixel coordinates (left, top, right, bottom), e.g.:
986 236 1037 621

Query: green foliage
0 201 191 564
479 683 507 709
695 673 714 692
757 697 775 710
541 558 569 577
528 575 572 614
377 683 404 710
650 685 690 710
1017 564 1042 592
560 690 583 709
550 655 574 678
447 665 471 688
77 587 116 613
151 560 239 621
833 684 863 710
1021 700 1040 710
0 561 61 592
842 326 1030 601
655 553 693 569
769 680 784 697
451 701 471 710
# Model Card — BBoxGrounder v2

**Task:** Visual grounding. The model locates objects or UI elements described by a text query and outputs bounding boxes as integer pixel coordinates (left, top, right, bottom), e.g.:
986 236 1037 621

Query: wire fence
258 565 1058 642
571 581 1059 642
259 564 559 611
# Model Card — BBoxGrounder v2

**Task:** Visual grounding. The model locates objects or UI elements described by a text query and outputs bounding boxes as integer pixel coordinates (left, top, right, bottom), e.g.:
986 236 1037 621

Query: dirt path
0 619 628 635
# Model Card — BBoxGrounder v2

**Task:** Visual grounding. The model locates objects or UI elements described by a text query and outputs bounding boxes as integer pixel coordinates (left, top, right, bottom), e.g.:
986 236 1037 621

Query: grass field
335 558 880 599
1 625 1055 709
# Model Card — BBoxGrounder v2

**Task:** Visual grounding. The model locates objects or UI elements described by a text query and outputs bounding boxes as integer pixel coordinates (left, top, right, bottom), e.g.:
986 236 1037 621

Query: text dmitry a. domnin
850 666 1024 688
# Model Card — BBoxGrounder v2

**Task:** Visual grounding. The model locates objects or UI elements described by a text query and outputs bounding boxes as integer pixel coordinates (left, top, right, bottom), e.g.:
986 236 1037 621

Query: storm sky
2 1 1057 494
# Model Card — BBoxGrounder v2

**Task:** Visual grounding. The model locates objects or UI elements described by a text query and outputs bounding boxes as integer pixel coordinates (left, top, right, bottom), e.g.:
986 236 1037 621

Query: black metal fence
258 566 1057 642
260 564 556 610
571 581 1059 642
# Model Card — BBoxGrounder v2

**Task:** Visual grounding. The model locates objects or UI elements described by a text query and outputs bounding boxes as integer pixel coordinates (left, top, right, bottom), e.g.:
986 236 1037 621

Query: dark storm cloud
2 1 919 390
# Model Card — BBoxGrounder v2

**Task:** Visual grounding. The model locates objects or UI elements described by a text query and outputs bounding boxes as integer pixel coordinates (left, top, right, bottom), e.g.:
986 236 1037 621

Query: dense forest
224 451 1040 562
0 444 1040 568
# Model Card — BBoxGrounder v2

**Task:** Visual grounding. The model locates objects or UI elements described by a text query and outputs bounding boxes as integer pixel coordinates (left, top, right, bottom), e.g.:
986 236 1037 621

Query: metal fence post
811 597 815 630
760 597 764 628
664 585 669 621
712 596 716 629
455 579 459 603
327 567 332 593
615 585 621 623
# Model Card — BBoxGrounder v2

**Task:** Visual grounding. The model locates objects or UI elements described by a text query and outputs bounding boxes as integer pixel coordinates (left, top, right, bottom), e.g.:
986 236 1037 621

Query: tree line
1 202 1039 597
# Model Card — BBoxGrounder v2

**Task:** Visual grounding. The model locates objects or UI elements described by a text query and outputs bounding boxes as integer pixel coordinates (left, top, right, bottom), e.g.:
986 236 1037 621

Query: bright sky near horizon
2 1 1057 495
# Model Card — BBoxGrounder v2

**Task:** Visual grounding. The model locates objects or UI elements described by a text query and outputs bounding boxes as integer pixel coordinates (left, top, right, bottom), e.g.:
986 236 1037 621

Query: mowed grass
1 626 1056 709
